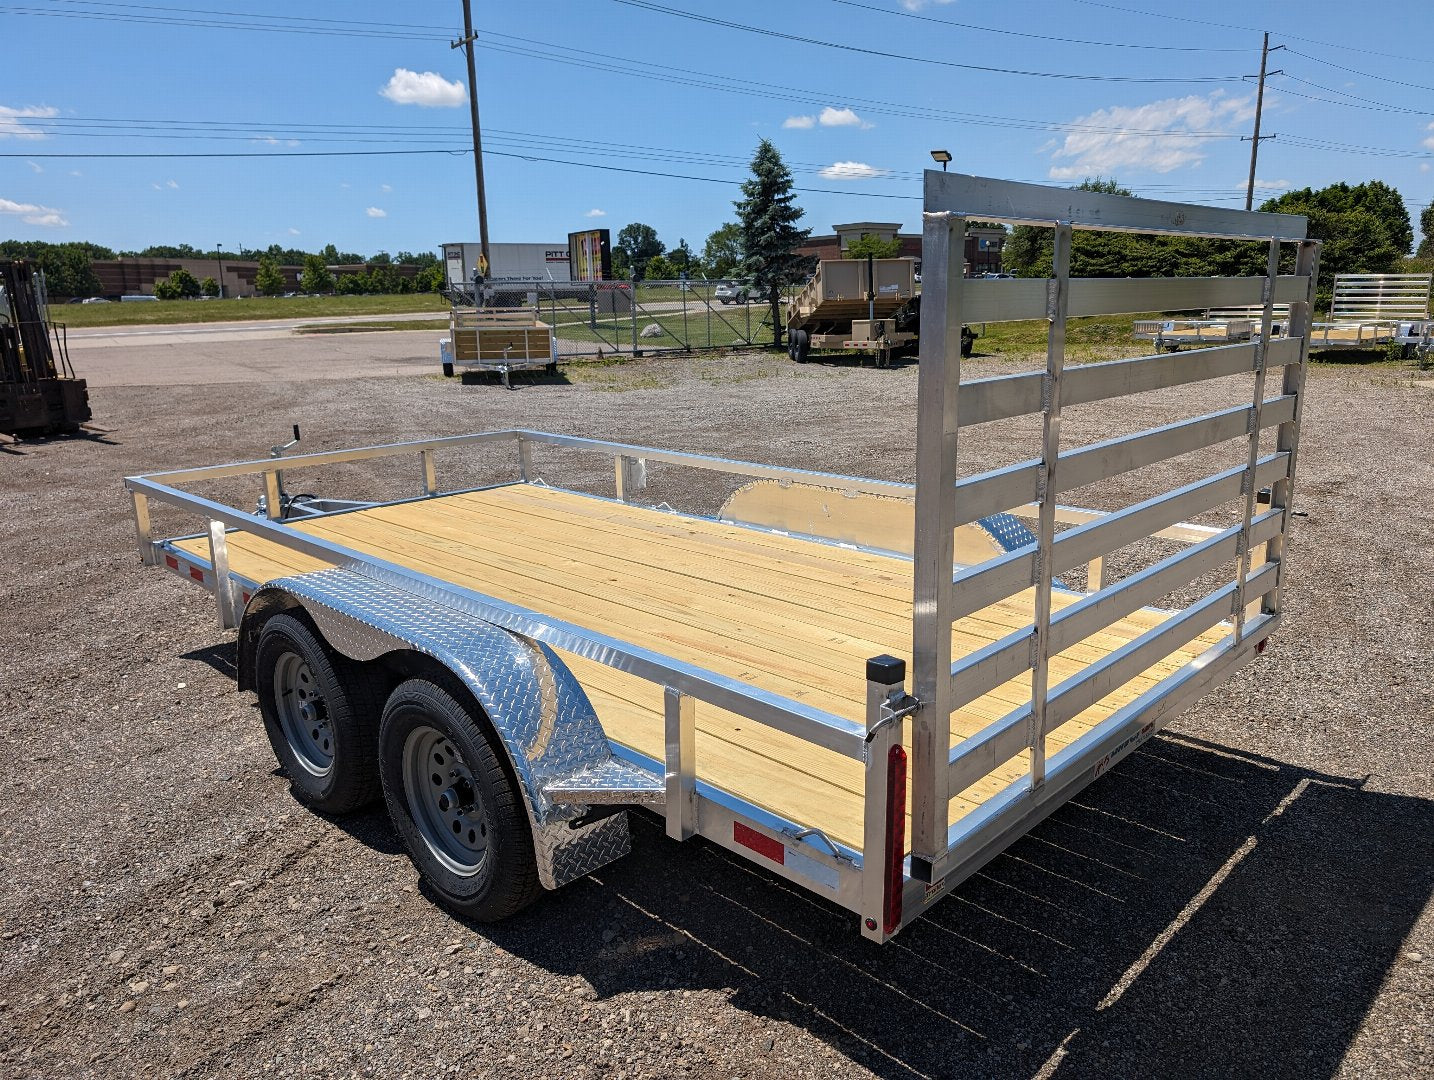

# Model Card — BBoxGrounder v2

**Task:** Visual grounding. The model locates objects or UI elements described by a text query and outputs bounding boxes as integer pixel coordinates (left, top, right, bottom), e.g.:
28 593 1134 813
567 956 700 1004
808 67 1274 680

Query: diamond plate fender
239 567 636 890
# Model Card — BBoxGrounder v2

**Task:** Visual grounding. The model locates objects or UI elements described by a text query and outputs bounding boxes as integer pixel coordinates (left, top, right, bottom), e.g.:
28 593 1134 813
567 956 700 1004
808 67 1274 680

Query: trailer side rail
905 171 1316 908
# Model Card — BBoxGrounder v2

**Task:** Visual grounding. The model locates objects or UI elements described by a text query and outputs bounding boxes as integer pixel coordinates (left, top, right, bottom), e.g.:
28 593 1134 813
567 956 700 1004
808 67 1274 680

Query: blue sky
2 0 1431 257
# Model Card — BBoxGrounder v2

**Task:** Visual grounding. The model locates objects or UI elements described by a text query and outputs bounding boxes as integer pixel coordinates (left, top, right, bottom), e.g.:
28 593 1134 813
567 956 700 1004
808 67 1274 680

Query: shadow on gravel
181 641 240 679
460 733 1432 1079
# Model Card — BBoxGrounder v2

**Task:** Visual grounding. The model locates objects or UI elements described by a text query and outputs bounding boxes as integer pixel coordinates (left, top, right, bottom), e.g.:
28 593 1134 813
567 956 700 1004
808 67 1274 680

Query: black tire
792 328 810 363
378 678 541 922
254 613 386 814
960 329 975 358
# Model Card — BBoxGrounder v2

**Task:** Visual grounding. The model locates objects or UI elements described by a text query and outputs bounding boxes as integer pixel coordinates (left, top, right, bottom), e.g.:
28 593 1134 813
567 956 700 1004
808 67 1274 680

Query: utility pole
452 0 491 277
1244 32 1283 211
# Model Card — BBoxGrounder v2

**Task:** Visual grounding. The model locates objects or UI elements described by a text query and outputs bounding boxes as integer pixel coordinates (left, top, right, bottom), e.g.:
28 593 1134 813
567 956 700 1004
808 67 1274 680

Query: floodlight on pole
930 150 952 172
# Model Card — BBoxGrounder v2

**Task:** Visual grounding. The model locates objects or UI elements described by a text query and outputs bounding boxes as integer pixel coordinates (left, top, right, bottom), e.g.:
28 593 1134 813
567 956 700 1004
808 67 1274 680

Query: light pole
215 244 225 299
930 149 951 172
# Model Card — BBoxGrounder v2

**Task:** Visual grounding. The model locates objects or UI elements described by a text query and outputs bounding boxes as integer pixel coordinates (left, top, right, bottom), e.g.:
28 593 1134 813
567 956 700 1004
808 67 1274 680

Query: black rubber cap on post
866 654 906 685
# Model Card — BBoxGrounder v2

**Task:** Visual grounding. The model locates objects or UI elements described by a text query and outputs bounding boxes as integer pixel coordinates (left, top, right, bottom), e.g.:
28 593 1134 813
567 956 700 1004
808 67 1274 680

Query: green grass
51 293 449 328
294 319 449 335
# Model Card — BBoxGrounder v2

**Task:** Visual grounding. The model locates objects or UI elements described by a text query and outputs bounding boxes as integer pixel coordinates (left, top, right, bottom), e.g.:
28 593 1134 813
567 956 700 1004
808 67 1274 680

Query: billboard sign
568 228 612 282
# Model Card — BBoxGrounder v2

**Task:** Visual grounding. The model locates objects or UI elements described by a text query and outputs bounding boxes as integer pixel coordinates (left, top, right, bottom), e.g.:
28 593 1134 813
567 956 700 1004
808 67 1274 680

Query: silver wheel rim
273 651 333 777
402 725 489 877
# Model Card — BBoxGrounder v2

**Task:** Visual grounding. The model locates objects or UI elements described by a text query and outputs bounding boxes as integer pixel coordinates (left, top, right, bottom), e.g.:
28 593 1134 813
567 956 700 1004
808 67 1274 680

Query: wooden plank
171 484 1225 850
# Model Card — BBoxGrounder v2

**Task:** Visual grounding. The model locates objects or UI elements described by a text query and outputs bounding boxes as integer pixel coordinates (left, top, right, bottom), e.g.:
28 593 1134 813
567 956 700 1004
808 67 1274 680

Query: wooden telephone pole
1244 32 1283 211
452 0 491 277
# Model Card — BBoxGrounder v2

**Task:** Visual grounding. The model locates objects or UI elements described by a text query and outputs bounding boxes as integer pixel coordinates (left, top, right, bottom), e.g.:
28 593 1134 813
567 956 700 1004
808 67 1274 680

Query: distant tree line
1002 177 1420 308
0 239 444 297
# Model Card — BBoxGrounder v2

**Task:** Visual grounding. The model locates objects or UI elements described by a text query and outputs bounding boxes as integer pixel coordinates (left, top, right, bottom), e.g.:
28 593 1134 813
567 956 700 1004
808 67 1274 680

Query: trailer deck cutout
127 174 1316 941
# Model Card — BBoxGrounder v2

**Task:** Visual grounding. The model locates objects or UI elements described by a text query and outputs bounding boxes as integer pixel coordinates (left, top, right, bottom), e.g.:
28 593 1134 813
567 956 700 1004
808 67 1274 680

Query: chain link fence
447 280 795 358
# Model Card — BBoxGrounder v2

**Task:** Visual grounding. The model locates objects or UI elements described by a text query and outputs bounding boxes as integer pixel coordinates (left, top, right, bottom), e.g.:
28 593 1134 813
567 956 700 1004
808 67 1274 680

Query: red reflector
188 567 205 583
733 822 785 866
883 744 908 936
242 592 252 605
164 555 179 571
1255 638 1268 655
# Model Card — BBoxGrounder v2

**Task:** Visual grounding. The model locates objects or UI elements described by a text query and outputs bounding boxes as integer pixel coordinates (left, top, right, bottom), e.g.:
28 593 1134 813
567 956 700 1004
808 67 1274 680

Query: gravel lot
1 339 1430 1079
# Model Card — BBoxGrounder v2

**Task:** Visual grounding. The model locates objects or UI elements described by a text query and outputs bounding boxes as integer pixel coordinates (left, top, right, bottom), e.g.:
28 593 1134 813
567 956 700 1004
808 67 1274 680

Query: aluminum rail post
1028 222 1073 791
861 654 909 943
910 210 964 873
131 490 157 565
420 448 438 497
207 519 237 630
664 686 697 840
1232 236 1283 639
516 432 534 482
1264 239 1320 617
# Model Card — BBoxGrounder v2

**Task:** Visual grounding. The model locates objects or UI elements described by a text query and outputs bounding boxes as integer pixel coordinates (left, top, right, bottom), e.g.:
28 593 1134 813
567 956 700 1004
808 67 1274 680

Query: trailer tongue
127 174 1315 942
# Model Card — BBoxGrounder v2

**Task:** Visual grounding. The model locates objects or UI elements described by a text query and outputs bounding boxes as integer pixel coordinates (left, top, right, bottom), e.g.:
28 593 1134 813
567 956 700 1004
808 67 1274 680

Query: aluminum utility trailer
439 306 558 388
1133 304 1291 351
127 174 1316 942
1308 272 1431 350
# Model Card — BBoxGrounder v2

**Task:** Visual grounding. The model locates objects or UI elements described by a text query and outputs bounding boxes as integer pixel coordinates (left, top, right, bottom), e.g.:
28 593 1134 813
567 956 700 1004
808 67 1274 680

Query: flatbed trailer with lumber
127 174 1316 942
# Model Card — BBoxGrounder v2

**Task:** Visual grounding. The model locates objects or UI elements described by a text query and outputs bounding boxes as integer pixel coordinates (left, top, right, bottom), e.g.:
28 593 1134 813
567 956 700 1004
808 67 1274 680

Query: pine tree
734 140 811 347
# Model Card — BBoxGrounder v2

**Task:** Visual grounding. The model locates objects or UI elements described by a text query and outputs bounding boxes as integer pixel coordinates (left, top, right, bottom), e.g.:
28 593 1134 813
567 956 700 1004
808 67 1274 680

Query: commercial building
795 221 1006 276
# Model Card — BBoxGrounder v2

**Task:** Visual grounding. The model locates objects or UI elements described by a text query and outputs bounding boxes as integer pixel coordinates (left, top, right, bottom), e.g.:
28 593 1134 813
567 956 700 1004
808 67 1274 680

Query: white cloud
1423 121 1434 151
901 0 954 9
26 160 42 173
252 135 301 147
287 227 301 235
380 183 392 193
152 179 179 190
819 161 888 180
167 179 178 189
785 107 873 130
0 105 57 140
1248 178 1290 192
584 208 606 217
366 206 387 218
819 106 870 129
1048 91 1255 179
1422 163 1431 173
69 170 82 177
379 68 465 108
0 196 68 227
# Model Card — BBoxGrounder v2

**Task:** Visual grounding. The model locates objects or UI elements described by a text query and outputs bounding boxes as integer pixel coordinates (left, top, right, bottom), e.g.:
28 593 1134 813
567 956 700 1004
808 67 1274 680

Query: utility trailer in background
439 306 558 389
127 174 1316 942
0 260 91 438
785 257 932 367
1308 272 1431 351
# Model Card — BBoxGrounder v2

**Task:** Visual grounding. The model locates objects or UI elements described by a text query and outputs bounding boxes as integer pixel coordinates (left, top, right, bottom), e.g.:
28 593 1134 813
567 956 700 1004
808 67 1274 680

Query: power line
1275 74 1434 117
1069 0 1434 66
826 0 1247 52
1283 48 1434 94
0 4 449 40
607 0 1247 83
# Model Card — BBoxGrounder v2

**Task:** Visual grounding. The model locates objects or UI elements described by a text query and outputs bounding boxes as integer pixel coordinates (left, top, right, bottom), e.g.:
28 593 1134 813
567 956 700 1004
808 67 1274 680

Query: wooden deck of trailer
174 483 1227 853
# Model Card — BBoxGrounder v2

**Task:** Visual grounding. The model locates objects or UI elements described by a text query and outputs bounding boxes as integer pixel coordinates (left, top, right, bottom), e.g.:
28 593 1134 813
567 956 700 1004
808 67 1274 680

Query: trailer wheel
254 613 385 814
379 678 541 922
791 328 810 363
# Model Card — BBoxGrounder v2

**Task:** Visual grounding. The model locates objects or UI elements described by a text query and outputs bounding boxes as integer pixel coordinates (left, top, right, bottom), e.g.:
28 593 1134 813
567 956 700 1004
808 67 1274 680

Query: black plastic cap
866 654 906 684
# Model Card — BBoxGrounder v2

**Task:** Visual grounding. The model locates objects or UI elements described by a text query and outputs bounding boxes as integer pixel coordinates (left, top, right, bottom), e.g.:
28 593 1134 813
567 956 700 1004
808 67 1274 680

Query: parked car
81 296 112 304
980 272 1016 279
714 280 751 305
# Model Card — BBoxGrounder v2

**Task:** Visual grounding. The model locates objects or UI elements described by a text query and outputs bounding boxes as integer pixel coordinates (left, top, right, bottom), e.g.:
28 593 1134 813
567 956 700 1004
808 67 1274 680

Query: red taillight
883 744 908 935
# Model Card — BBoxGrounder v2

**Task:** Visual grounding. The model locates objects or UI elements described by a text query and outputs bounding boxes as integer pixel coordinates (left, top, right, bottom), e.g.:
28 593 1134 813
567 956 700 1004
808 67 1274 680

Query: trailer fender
238 567 636 890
